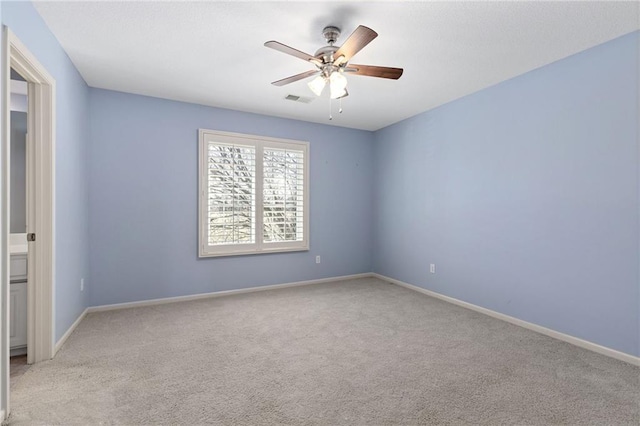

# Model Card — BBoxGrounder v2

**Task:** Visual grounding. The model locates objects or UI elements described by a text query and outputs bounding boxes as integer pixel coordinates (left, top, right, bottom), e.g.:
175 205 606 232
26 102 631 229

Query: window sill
199 245 309 258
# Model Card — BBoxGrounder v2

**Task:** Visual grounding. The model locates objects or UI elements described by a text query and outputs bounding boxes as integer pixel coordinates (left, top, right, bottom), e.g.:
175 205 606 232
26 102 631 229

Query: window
199 129 309 257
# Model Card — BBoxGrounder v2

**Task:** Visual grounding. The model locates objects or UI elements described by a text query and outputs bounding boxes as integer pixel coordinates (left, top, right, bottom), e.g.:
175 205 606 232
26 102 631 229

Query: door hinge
27 233 36 242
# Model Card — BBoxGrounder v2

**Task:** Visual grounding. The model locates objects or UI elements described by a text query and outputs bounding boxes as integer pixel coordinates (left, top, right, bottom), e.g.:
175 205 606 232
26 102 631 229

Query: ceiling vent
284 94 314 104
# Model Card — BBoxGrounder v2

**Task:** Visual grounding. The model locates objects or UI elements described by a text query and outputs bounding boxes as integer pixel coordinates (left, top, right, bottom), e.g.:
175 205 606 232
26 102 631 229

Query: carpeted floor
5 277 639 425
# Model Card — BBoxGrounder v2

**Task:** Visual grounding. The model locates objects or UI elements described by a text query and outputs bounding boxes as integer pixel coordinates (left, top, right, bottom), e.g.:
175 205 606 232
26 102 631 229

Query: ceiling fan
264 25 403 100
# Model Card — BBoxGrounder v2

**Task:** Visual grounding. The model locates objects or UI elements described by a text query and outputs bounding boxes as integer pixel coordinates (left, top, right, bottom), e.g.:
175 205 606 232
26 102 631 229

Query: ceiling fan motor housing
314 45 339 65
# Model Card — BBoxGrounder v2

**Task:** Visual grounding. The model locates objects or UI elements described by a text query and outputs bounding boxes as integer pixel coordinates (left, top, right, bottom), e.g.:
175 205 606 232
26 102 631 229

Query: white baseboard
372 273 640 366
87 273 372 313
10 346 27 357
54 308 88 355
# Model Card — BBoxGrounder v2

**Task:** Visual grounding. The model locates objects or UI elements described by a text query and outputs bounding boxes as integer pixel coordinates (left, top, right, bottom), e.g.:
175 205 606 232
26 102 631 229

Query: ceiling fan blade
346 64 403 80
271 70 319 86
333 25 378 63
264 41 320 65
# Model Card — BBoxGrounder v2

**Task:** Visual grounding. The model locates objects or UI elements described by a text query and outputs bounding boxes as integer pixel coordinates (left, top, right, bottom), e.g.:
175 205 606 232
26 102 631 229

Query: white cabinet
10 254 27 281
10 253 27 350
10 282 27 349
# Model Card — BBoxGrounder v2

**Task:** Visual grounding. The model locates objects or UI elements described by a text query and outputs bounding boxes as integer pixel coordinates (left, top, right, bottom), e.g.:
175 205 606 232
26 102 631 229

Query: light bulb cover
307 75 326 96
329 71 348 99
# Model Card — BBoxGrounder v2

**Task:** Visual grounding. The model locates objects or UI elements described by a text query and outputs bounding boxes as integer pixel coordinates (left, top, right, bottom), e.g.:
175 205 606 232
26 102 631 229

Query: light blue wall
88 89 374 305
2 2 90 342
373 32 640 356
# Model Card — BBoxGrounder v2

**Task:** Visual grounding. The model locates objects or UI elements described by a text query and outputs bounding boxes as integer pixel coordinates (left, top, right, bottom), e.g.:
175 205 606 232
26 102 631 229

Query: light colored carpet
5 277 639 425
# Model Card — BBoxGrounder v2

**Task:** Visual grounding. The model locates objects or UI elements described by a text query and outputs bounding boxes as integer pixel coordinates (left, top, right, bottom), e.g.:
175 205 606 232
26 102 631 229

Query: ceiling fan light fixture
329 71 347 99
307 75 326 96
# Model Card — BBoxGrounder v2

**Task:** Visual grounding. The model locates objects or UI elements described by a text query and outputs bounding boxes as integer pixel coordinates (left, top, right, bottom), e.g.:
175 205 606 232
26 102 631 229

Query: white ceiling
34 1 639 131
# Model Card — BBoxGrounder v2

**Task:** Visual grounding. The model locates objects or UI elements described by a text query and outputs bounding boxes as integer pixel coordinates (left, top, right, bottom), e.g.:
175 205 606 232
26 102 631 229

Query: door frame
1 27 56 418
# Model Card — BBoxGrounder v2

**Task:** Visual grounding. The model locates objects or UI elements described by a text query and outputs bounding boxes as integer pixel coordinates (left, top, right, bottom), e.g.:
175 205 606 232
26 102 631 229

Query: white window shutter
263 148 305 243
206 142 256 245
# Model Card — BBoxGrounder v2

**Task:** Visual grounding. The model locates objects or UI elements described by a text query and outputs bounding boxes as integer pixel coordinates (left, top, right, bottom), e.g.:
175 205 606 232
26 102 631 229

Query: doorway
1 28 56 419
8 67 28 387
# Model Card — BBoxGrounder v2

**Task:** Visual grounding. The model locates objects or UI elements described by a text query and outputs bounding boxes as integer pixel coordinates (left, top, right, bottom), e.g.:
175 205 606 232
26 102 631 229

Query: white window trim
198 129 309 258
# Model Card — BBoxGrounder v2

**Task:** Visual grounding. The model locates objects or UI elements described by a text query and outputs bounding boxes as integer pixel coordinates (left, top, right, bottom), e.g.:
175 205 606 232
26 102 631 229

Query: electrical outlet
80 278 85 291
316 256 321 264
430 264 435 274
